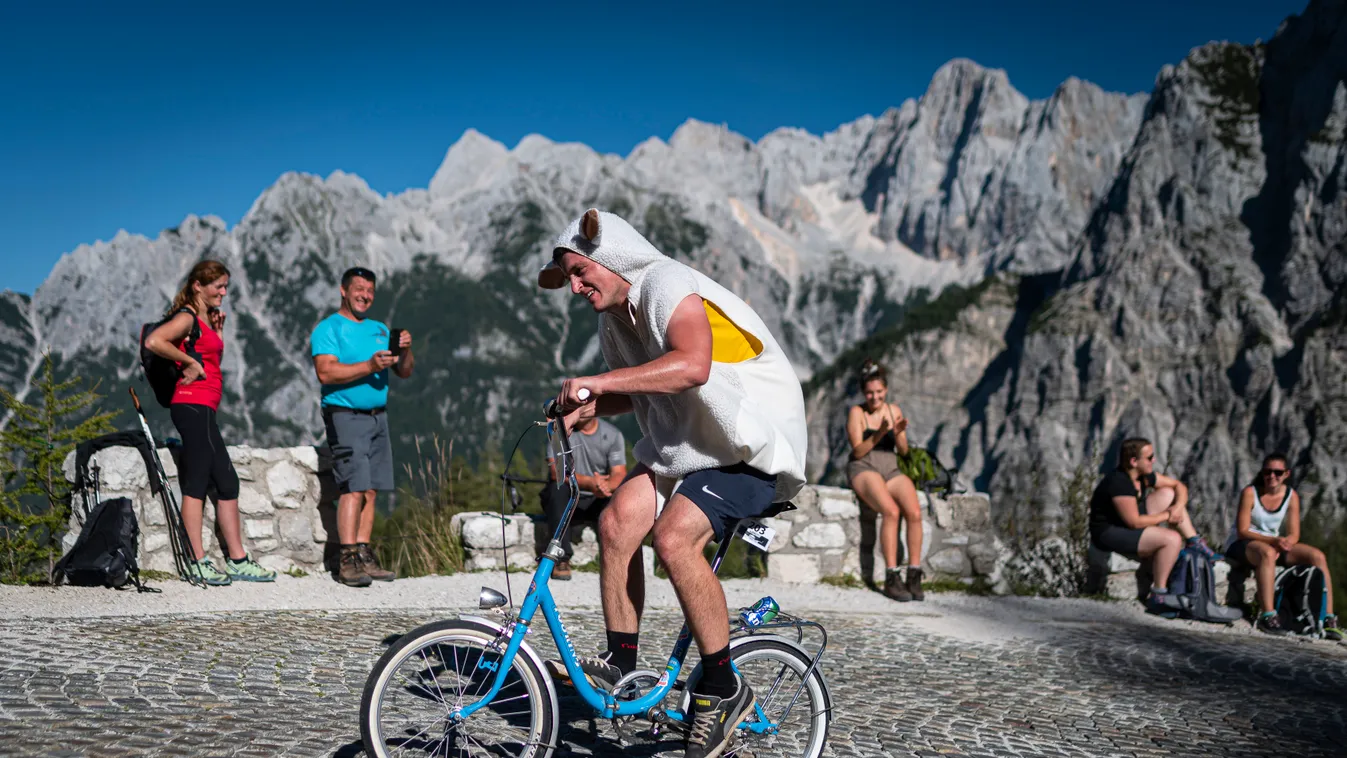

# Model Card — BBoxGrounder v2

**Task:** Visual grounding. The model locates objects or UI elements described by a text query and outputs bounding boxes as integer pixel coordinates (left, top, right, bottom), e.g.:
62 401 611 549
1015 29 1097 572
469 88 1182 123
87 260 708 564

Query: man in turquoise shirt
311 267 414 587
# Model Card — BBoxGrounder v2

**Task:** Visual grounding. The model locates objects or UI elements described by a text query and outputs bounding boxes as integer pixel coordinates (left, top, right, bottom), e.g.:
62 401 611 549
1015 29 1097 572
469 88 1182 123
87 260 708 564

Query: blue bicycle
359 400 832 757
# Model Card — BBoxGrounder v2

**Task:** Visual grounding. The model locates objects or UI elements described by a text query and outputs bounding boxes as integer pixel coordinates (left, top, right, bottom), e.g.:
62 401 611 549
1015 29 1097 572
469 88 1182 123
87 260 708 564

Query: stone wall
62 445 332 575
453 485 1007 586
62 444 1004 587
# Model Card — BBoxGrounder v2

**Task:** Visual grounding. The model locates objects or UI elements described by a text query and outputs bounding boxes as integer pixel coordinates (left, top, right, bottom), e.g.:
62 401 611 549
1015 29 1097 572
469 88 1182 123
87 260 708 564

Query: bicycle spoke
419 647 450 706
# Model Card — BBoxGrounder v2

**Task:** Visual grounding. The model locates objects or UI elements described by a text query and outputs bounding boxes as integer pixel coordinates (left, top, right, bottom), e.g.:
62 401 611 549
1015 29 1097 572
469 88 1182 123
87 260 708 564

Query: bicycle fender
458 614 561 751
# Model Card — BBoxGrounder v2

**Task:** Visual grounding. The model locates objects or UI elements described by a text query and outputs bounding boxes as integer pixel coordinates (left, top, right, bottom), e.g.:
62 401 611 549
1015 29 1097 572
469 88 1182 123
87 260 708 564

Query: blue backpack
1274 565 1327 637
1169 549 1243 624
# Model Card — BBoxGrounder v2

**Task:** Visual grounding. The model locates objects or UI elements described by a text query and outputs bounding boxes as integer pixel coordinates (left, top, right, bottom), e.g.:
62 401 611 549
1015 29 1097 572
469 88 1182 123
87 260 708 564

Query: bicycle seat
759 501 797 519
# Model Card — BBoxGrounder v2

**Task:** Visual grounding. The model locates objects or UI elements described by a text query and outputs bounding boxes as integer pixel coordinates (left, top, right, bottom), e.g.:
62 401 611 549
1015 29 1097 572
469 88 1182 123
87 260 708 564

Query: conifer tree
0 353 118 583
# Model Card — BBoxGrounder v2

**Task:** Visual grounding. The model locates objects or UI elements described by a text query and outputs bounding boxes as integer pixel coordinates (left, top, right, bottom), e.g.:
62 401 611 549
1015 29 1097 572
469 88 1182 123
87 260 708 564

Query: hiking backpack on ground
1169 548 1243 624
138 306 201 408
1274 564 1327 637
52 497 149 590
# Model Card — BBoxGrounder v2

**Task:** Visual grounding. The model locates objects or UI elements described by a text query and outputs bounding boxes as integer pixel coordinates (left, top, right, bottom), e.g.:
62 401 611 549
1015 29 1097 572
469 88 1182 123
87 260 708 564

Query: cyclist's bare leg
652 493 727 654
597 465 657 634
850 470 900 568
886 473 924 567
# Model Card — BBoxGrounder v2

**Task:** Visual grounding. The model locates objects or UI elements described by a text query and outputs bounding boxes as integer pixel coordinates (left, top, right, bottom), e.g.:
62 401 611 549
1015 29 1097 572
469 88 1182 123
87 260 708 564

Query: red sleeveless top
171 316 224 410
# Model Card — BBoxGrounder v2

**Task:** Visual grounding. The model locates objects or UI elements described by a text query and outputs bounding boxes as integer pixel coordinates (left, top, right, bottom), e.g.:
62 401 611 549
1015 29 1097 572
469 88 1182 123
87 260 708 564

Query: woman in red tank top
145 260 275 585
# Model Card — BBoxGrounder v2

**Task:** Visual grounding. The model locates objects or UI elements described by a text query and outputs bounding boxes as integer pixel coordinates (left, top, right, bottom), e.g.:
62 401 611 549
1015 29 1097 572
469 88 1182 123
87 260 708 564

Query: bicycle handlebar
544 387 591 420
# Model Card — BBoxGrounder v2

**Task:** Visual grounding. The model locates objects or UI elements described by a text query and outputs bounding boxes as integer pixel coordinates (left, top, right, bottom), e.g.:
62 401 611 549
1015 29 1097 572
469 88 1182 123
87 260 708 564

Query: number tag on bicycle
740 520 775 551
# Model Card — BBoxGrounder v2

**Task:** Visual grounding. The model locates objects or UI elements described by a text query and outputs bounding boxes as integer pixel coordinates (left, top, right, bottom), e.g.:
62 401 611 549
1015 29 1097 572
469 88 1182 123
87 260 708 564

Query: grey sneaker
685 676 755 758
544 651 621 691
191 558 231 586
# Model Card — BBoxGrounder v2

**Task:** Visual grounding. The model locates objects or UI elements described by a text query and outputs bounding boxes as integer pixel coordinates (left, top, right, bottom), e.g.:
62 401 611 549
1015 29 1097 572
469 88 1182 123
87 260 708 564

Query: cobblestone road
1 603 1344 757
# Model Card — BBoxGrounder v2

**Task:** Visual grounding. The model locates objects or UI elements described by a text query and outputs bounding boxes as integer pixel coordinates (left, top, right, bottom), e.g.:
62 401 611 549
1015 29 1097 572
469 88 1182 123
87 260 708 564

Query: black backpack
1168 548 1243 624
1274 565 1327 636
139 307 201 408
52 497 153 591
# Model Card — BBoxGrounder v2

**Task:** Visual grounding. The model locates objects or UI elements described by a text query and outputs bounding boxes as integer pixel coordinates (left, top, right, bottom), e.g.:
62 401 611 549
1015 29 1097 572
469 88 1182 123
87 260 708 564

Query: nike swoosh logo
701 485 723 500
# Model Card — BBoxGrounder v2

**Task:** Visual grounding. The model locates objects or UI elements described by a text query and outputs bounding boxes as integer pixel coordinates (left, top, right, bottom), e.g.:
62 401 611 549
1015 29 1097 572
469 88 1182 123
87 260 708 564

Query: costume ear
580 208 601 242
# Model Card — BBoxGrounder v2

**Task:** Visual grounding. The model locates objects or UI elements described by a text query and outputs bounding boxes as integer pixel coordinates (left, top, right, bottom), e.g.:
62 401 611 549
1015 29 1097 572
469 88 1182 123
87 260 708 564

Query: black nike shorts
676 462 777 542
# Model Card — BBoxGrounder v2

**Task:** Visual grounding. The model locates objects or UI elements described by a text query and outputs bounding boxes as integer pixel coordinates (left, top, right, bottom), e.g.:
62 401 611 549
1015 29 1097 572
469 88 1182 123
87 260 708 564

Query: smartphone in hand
388 328 404 357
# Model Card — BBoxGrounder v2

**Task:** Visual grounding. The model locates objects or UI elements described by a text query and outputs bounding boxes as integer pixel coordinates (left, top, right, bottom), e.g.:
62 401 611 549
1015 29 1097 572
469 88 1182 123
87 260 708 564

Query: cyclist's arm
586 294 712 397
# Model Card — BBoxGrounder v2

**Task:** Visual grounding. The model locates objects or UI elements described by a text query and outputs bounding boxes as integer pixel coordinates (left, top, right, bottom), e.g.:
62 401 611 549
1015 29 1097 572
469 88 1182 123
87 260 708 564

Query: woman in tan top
846 360 924 602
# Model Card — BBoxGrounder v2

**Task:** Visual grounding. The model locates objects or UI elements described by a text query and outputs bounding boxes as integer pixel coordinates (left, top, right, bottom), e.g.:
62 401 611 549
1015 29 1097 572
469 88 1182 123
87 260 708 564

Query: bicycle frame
453 411 742 725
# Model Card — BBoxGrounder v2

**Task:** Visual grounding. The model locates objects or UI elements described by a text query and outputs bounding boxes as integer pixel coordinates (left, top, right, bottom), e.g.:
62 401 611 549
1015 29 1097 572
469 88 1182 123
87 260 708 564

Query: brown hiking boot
883 569 912 602
553 560 572 581
338 546 372 587
907 566 925 601
358 543 396 582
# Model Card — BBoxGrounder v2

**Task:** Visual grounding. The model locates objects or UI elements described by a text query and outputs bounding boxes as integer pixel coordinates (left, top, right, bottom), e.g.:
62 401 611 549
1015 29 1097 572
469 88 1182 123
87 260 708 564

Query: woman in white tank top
1227 453 1340 638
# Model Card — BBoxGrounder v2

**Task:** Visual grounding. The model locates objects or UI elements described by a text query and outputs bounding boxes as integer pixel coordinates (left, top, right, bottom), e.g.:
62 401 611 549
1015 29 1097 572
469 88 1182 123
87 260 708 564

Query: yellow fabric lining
702 299 762 363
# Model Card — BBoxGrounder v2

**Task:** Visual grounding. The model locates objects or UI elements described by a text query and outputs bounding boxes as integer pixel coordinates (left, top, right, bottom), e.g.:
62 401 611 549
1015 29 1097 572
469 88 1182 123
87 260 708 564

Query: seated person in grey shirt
541 415 627 580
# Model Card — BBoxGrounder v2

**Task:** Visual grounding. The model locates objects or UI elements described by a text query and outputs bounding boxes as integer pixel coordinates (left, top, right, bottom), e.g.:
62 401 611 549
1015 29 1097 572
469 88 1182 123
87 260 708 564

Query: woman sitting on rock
145 260 275 585
1225 452 1341 638
846 359 923 602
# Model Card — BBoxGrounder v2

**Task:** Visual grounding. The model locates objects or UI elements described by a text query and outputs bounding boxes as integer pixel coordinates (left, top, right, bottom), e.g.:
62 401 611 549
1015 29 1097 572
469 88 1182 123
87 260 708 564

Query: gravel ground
3 572 1345 757
0 569 1321 647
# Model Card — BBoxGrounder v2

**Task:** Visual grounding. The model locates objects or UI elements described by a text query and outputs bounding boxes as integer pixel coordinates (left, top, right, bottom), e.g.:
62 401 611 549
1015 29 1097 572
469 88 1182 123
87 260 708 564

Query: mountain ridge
6 1 1340 538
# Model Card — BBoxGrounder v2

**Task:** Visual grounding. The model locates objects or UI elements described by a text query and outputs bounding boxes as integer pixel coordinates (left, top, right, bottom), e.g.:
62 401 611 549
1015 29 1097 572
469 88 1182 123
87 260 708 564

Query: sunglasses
1261 468 1289 478
343 266 377 284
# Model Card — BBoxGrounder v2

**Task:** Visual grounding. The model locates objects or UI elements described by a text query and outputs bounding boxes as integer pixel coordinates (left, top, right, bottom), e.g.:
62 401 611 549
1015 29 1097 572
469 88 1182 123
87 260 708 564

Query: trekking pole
129 387 206 588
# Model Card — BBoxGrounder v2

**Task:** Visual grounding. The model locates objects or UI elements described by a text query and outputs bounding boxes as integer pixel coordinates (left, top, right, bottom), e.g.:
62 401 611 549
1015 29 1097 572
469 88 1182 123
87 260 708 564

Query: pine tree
0 353 119 584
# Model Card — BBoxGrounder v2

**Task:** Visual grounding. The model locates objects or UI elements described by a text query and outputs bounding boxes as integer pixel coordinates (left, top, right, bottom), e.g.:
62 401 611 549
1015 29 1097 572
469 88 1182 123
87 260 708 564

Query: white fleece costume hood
539 209 807 502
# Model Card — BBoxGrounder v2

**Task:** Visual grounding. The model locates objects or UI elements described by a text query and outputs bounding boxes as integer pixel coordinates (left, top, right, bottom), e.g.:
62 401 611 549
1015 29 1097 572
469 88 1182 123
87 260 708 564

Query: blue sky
1 0 1305 295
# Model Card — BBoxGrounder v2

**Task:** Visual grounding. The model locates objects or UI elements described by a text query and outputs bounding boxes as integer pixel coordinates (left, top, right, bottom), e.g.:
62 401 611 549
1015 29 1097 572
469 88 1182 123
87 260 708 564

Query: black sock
694 646 737 698
606 630 639 674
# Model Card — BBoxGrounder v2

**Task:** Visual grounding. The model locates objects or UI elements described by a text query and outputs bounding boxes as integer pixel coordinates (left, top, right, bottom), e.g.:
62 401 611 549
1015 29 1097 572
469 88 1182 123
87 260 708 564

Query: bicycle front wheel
360 619 556 758
683 636 831 758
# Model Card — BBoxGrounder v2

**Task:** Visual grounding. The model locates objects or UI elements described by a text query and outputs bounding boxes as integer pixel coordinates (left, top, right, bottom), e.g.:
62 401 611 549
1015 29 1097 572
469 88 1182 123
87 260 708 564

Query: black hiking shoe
882 570 911 602
906 566 926 601
685 676 755 758
544 651 621 691
1256 613 1291 636
1144 589 1180 619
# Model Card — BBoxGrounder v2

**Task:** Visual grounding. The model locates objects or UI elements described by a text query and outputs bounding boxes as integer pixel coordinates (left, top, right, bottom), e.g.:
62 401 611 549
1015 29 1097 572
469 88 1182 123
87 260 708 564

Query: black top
1089 469 1157 532
857 405 897 453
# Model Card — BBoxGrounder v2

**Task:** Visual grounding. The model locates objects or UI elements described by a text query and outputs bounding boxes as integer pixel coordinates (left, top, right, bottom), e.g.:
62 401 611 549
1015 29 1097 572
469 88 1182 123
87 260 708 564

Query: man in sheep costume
539 207 807 758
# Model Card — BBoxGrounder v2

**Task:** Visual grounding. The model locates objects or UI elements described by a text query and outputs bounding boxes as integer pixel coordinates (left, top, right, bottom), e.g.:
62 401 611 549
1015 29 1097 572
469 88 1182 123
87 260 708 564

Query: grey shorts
323 408 394 493
847 450 902 483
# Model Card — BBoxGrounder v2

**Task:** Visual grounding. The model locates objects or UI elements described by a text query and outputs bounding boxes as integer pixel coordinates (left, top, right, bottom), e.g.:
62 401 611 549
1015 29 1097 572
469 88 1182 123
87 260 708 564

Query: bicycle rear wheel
683 637 831 758
360 619 556 758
